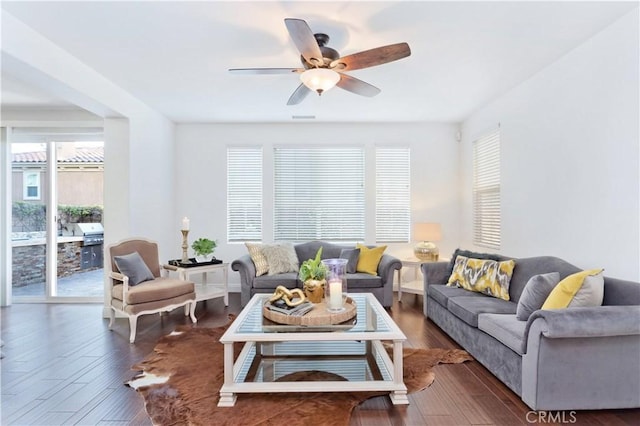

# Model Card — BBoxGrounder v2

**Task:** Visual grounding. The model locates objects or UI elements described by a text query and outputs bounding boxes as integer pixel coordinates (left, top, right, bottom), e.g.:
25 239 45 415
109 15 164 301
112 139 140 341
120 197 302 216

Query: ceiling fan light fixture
300 68 340 95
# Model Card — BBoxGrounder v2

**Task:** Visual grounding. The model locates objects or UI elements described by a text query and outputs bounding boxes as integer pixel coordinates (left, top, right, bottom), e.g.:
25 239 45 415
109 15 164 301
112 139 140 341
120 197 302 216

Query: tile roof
12 147 104 163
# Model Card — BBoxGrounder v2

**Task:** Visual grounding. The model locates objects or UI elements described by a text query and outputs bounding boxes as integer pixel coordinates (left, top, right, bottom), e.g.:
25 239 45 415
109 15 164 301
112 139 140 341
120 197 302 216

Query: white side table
398 258 423 302
165 262 229 306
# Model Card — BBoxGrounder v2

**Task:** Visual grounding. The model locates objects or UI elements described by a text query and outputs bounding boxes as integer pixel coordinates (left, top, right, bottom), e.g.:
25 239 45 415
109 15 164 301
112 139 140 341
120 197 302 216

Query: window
227 147 262 242
23 171 41 200
472 129 501 249
376 147 410 242
274 147 365 241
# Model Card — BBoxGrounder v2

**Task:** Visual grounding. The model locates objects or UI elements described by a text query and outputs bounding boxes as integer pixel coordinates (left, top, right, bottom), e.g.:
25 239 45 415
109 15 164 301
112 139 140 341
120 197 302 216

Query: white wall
2 11 177 310
174 122 460 286
460 10 639 280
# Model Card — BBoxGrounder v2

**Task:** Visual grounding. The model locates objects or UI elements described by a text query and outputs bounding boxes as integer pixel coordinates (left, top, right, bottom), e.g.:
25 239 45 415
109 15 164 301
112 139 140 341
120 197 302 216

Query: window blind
472 129 501 249
376 147 410 243
273 147 365 241
227 147 262 242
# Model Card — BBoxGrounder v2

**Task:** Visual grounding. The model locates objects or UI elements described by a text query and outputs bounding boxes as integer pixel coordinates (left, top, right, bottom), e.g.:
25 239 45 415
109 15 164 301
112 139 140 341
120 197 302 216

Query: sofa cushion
516 272 560 321
340 248 360 274
262 243 299 275
346 273 382 289
447 255 516 301
542 269 604 309
113 251 155 285
448 296 517 327
245 243 269 276
253 272 299 289
478 313 526 355
428 284 486 308
356 244 387 275
295 241 344 263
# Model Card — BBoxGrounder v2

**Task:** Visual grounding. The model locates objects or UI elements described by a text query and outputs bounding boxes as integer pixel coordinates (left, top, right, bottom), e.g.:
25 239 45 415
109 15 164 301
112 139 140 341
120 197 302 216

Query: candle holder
322 258 348 312
181 229 191 264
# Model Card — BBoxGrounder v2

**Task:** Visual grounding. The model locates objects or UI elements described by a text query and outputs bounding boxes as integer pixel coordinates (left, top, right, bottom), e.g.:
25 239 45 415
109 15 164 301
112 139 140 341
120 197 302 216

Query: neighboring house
11 145 104 206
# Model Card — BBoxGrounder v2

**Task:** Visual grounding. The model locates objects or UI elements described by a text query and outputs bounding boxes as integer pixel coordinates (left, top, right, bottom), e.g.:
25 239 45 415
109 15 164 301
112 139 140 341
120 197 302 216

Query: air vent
292 115 316 120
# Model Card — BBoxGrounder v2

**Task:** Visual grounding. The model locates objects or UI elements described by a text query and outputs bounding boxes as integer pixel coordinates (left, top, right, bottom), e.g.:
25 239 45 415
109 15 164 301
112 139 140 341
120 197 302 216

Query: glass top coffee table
218 293 408 407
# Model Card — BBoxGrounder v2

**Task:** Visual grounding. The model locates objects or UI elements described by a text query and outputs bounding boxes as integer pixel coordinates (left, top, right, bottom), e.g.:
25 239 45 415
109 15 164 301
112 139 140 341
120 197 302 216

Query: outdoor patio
12 268 104 298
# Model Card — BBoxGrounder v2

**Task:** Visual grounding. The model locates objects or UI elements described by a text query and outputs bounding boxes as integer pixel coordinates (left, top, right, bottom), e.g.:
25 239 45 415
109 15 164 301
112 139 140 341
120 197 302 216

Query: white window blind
227 147 262 242
274 147 365 241
376 147 410 243
472 129 501 249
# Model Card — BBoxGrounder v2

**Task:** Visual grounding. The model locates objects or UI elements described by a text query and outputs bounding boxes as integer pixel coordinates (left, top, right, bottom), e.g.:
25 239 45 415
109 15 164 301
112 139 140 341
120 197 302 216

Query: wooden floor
1 294 638 426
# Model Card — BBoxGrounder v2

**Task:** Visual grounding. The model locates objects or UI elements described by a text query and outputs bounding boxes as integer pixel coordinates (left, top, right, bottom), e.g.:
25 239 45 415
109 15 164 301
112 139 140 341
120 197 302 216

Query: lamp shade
413 223 442 242
300 68 340 95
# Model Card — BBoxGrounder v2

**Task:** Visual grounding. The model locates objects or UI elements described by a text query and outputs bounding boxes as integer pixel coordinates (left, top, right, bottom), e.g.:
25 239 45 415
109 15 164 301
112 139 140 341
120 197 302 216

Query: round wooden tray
263 297 356 326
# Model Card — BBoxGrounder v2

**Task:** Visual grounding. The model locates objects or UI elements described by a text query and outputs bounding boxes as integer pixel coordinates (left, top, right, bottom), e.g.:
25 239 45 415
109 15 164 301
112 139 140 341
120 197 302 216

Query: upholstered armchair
106 238 197 343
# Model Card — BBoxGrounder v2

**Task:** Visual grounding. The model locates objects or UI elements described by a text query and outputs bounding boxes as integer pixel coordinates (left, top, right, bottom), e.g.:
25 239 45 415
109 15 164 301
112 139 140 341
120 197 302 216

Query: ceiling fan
229 18 411 105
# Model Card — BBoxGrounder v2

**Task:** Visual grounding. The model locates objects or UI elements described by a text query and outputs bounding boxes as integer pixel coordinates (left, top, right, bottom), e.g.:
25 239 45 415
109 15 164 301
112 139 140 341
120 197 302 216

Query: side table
164 262 229 306
398 259 423 302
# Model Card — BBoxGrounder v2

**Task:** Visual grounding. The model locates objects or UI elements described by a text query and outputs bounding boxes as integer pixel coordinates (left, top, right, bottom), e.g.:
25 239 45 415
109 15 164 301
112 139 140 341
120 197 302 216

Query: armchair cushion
112 277 195 305
113 251 154 285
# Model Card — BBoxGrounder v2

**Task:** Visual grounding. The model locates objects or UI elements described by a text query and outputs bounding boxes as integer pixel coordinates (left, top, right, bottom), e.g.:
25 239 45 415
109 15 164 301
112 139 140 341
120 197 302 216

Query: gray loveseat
232 241 401 307
422 254 640 411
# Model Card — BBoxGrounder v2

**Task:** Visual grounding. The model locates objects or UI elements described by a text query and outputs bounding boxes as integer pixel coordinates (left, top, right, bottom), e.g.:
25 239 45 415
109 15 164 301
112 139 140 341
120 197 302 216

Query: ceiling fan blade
330 42 411 71
229 68 303 75
336 74 381 97
284 18 323 66
287 83 312 105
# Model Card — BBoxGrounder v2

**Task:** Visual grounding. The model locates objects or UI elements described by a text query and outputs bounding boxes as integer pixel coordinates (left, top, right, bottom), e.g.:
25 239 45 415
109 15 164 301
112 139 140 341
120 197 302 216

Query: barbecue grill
72 223 104 269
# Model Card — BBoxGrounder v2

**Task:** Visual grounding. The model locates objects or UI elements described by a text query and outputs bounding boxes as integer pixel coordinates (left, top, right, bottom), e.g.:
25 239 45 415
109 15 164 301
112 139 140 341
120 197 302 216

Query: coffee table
218 293 408 407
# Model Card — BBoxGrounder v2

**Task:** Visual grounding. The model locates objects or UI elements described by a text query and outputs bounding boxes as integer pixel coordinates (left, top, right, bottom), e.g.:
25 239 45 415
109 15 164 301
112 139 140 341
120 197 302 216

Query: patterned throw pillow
262 243 299 275
245 243 269 276
446 255 516 301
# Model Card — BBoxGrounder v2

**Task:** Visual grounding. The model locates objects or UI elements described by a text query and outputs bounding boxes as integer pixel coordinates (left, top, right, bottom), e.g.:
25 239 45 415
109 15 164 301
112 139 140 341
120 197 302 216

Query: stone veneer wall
12 241 85 286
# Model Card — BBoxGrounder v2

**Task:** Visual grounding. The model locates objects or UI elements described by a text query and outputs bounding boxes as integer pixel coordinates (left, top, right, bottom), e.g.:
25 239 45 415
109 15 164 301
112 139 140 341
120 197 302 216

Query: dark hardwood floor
1 294 638 425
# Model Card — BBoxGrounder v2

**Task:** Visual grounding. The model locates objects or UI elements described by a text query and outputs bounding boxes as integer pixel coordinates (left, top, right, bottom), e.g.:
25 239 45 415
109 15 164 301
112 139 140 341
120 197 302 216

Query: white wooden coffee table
218 293 408 407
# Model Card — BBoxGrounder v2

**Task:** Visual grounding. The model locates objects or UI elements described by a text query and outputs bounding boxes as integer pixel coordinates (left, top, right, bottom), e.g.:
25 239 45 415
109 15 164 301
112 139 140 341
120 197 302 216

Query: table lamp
413 223 442 261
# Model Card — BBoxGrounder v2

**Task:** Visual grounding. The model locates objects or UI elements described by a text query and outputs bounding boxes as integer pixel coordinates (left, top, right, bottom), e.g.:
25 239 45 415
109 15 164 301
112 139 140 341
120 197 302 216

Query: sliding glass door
10 134 104 302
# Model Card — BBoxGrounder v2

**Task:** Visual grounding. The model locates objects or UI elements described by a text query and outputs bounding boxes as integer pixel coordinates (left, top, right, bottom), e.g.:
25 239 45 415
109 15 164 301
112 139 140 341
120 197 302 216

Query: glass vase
321 258 348 312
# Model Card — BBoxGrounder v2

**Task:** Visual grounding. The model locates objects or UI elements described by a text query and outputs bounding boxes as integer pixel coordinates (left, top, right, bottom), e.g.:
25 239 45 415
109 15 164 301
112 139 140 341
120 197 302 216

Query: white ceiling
1 1 636 123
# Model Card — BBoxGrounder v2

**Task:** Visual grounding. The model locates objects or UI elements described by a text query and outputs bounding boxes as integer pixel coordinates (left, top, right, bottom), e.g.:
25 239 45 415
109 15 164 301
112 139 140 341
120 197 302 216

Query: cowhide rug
127 321 473 426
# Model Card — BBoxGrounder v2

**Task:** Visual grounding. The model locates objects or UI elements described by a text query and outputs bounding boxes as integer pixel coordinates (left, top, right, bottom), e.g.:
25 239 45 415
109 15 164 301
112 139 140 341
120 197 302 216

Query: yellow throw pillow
355 244 387 275
541 269 604 310
245 242 269 276
446 255 515 301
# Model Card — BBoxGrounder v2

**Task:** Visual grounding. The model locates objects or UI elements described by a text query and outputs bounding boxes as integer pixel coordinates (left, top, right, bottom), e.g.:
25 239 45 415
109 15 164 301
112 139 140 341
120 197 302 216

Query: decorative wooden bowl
263 297 356 326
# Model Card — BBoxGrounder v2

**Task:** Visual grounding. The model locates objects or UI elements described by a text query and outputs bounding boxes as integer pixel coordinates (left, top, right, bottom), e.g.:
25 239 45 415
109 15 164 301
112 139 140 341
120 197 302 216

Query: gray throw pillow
516 272 560 321
113 251 155 286
262 243 299 275
340 248 361 274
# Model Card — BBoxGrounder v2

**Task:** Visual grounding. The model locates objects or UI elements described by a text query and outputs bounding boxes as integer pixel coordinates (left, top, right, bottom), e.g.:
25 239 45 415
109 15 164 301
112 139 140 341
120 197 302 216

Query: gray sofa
422 254 640 411
232 241 401 307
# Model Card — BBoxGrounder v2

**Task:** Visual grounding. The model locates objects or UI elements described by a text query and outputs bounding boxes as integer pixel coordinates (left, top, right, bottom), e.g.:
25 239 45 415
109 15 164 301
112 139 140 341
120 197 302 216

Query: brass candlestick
181 229 191 264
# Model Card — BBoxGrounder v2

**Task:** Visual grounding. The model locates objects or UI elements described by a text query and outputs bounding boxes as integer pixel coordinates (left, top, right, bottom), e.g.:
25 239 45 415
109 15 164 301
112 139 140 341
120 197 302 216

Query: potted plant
191 237 217 263
298 247 327 303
